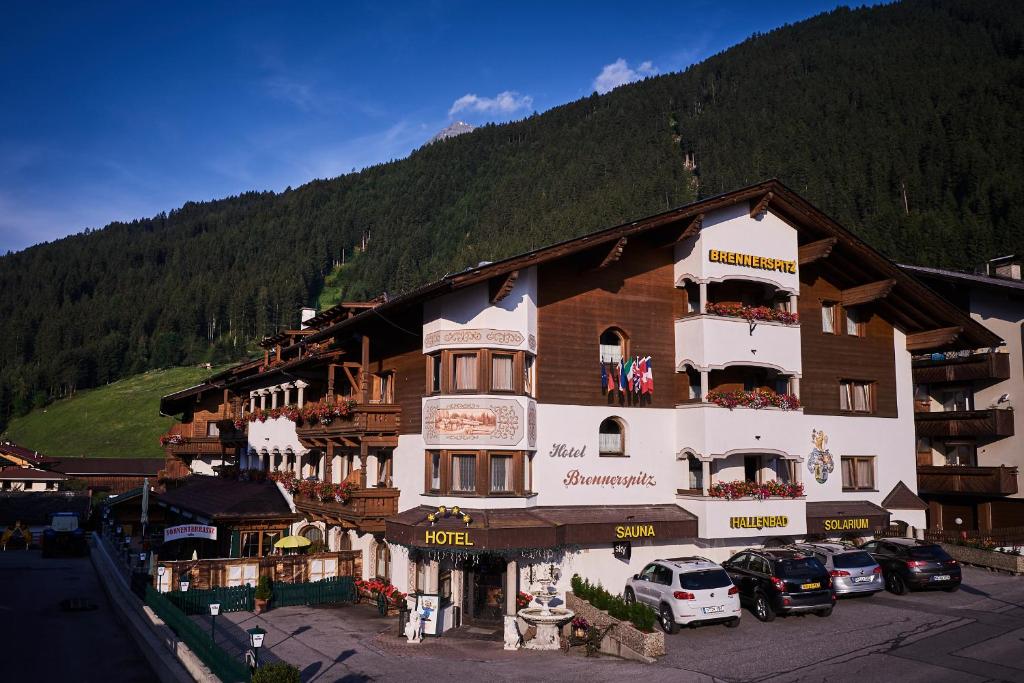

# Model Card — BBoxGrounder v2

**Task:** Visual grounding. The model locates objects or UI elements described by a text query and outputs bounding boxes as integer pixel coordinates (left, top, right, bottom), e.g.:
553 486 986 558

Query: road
218 565 1024 682
0 548 155 683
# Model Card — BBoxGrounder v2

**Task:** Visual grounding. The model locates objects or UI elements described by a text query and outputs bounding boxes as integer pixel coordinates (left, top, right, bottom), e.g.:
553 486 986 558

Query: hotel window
821 302 837 334
439 568 452 601
372 372 394 403
940 387 972 412
774 458 796 483
240 531 261 558
687 368 702 401
375 453 392 487
845 307 865 337
262 530 282 556
839 380 874 412
428 353 442 393
491 353 514 392
744 455 763 483
451 453 477 492
452 353 479 391
686 454 703 491
429 452 441 491
206 421 220 437
490 453 513 493
598 417 625 456
841 456 876 491
599 328 626 364
943 441 976 467
375 543 391 581
524 355 536 397
525 453 533 492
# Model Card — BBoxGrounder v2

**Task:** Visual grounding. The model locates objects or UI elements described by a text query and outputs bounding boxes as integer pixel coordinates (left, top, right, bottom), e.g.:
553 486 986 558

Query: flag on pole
601 362 608 393
140 477 150 526
609 362 619 393
618 359 628 392
623 356 635 392
643 356 654 394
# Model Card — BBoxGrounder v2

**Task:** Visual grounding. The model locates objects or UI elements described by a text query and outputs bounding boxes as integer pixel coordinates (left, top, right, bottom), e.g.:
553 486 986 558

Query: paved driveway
0 549 154 683
217 566 1024 682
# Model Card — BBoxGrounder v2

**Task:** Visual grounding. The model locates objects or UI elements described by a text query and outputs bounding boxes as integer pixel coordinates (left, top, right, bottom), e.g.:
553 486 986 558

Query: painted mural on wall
423 328 525 351
806 429 835 484
423 398 524 446
527 401 537 447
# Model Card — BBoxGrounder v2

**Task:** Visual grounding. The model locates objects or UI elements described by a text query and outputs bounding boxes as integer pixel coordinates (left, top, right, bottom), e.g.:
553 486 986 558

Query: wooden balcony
913 351 1011 385
163 420 247 458
292 487 400 533
915 408 1015 438
295 404 401 448
917 465 1019 496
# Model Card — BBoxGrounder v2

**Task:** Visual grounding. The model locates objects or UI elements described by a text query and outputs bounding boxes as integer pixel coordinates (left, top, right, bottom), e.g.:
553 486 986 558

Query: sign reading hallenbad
164 524 217 542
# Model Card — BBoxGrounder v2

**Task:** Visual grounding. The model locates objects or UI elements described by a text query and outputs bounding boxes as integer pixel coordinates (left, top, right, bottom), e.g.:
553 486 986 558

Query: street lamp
157 566 166 592
209 602 221 641
247 627 266 669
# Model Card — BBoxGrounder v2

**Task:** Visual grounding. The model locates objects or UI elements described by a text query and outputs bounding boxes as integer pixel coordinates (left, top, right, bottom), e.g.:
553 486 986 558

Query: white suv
624 557 741 633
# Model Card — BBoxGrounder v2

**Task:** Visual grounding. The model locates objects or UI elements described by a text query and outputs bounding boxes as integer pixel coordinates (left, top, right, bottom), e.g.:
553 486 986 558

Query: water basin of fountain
517 570 574 650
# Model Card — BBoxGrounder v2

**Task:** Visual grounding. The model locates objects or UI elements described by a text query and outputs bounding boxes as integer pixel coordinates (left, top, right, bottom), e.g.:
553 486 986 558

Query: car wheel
725 617 740 628
753 593 775 622
816 608 833 617
887 573 907 596
659 604 679 634
624 587 635 604
942 585 960 593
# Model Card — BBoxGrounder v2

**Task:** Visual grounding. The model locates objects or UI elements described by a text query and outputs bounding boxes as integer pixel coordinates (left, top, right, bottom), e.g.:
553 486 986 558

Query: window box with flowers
705 388 801 411
268 471 360 504
707 480 805 500
704 302 799 326
243 400 358 427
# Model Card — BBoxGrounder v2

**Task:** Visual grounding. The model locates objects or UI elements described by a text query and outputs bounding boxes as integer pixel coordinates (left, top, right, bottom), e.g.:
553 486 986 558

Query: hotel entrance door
461 555 506 625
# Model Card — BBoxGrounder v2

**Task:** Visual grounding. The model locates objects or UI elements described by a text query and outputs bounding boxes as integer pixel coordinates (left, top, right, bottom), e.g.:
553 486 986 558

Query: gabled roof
157 475 296 522
0 442 55 466
0 467 67 481
901 264 1024 293
882 481 929 510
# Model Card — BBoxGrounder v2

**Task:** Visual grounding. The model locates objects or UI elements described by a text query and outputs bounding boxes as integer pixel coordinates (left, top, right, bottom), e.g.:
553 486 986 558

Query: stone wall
942 543 1024 575
565 592 664 661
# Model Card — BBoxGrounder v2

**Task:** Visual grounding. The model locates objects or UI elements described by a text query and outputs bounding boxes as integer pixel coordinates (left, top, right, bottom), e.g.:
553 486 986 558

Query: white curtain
822 303 835 333
430 453 441 490
492 355 513 391
454 354 478 390
453 454 476 491
490 455 512 492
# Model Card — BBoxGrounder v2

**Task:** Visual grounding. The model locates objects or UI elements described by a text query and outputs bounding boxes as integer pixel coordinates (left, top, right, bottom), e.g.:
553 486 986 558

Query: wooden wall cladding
537 240 683 408
372 336 424 436
798 267 898 418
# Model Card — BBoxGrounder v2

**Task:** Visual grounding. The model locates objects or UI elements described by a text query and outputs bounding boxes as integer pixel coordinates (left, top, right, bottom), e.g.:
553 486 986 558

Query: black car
859 539 962 594
722 548 835 621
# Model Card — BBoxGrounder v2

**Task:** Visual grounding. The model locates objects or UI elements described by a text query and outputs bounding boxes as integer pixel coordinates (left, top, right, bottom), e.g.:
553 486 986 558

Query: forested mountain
1 0 1022 430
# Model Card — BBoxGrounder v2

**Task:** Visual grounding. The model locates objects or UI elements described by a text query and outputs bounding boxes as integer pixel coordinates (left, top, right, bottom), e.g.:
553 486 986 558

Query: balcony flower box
268 471 359 503
707 480 805 500
704 302 799 325
244 400 358 427
706 388 801 410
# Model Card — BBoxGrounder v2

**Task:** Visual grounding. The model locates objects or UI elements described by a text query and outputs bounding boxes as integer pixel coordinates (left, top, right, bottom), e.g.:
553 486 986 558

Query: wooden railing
295 404 401 445
914 408 1015 438
163 419 247 456
912 351 1011 384
293 487 400 534
917 465 1019 496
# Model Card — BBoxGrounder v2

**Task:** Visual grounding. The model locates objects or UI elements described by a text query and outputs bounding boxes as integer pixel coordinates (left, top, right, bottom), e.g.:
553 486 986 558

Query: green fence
145 585 251 683
166 584 255 615
272 576 356 607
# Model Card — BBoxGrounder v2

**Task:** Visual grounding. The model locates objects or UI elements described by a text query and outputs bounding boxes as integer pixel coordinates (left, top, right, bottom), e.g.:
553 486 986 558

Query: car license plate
853 576 872 583
702 605 724 614
800 582 821 590
932 575 951 581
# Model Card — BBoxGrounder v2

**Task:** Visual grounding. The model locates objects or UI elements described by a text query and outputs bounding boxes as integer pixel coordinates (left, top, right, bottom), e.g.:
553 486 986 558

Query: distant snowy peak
429 121 476 143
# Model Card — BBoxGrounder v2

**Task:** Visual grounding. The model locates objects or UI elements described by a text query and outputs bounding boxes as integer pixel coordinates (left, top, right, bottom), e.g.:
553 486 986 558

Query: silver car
792 543 883 596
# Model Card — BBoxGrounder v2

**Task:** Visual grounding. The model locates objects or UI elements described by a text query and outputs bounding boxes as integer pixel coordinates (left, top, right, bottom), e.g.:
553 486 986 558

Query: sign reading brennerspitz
164 524 217 542
709 249 797 274
729 515 789 530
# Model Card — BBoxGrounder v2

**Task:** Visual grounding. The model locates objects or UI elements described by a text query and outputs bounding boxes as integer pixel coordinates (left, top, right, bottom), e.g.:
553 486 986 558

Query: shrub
252 662 301 683
570 573 656 632
254 576 273 601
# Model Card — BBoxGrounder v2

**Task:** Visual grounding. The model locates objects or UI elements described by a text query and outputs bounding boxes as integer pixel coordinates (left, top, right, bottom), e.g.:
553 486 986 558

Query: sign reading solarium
823 518 871 531
709 249 797 275
729 516 789 531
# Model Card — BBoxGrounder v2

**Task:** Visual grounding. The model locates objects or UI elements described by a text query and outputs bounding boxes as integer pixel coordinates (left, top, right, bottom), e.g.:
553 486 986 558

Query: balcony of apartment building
916 435 1019 497
161 416 247 459
912 349 1011 385
913 385 1014 439
676 279 801 375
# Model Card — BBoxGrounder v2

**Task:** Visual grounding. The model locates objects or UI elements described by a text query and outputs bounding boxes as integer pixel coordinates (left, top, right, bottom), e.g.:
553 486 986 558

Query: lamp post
180 579 190 593
247 627 266 669
209 602 221 642
157 565 166 592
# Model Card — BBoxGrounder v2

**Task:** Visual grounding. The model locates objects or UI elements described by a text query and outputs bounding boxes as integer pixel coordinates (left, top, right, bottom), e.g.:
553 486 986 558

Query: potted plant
571 616 590 640
254 575 272 614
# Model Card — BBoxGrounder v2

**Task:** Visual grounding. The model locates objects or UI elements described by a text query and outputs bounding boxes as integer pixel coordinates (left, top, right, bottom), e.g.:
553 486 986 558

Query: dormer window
600 328 626 364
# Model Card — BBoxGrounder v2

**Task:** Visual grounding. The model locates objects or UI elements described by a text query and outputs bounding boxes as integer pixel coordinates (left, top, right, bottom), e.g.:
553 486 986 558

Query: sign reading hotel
729 515 789 530
164 524 217 542
709 249 797 274
424 529 475 547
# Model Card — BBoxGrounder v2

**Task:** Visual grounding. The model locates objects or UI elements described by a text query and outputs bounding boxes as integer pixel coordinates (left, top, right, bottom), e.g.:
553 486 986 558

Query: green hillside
1 0 1022 431
1 366 222 459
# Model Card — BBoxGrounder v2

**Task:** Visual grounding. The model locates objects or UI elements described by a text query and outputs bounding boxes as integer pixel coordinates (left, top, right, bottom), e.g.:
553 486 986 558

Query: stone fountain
516 566 574 651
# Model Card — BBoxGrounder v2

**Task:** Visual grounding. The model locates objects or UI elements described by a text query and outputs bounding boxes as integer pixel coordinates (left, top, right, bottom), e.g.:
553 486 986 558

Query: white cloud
448 90 533 117
592 58 658 95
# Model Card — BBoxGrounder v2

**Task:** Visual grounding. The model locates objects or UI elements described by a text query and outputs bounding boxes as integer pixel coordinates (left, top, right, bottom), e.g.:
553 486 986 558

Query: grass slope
1 366 222 459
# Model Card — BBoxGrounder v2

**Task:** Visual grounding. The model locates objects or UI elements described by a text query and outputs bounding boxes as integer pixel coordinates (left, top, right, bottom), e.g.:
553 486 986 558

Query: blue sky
0 1 849 253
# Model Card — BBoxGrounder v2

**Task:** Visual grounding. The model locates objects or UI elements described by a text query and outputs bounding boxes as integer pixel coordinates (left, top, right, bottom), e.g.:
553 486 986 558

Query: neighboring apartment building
160 180 996 633
902 258 1024 533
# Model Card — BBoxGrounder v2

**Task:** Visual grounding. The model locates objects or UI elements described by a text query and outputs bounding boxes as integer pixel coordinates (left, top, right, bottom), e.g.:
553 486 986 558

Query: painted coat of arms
806 429 834 484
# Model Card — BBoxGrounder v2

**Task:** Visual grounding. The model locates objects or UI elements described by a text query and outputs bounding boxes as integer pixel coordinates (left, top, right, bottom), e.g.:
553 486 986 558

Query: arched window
300 525 323 544
338 532 352 550
375 542 391 581
599 328 626 364
599 417 625 456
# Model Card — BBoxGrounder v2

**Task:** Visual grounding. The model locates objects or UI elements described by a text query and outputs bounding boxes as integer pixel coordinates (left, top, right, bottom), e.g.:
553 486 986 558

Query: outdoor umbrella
274 536 312 549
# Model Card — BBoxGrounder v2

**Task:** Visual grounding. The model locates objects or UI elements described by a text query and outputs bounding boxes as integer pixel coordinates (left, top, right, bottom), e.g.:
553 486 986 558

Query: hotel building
160 180 997 632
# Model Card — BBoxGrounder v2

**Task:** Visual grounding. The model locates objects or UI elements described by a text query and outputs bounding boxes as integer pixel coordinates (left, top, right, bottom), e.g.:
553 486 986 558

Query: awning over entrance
805 500 890 535
385 504 698 552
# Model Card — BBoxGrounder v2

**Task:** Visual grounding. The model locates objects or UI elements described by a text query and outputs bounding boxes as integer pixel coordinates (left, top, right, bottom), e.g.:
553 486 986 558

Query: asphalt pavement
0 548 155 683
